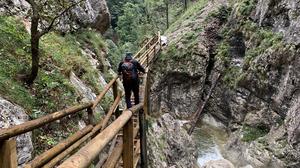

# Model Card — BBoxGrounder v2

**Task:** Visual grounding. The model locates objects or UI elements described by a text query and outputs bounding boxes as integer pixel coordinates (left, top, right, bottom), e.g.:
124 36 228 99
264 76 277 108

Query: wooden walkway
0 33 162 168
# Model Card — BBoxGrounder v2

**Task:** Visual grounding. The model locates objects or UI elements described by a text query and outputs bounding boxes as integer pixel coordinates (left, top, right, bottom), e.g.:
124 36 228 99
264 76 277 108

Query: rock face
147 113 197 168
149 0 300 167
72 0 110 33
254 0 300 45
0 0 110 33
0 96 33 166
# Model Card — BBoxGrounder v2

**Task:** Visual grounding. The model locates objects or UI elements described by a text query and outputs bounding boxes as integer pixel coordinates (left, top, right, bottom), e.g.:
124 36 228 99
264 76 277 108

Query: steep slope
0 13 115 166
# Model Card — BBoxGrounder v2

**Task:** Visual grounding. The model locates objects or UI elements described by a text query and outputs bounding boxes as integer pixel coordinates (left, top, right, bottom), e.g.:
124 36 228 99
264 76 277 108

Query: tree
23 0 84 85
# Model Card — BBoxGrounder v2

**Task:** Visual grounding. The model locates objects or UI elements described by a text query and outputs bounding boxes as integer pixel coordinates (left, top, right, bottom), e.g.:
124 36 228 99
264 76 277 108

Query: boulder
0 96 33 166
202 159 234 168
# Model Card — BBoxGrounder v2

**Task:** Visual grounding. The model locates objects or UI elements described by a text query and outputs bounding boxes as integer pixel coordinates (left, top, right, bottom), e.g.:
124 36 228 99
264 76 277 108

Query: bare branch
39 0 86 37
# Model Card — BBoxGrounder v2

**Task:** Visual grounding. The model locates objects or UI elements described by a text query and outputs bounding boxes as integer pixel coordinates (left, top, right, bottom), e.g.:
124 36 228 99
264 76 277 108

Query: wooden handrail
0 102 93 141
101 93 122 131
58 103 143 168
103 121 140 168
24 125 93 168
134 37 154 60
92 76 118 110
0 33 161 168
43 117 109 168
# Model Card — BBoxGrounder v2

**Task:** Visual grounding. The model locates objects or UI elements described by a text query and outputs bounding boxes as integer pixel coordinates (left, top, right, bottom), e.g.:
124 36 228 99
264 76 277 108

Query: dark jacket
118 59 145 81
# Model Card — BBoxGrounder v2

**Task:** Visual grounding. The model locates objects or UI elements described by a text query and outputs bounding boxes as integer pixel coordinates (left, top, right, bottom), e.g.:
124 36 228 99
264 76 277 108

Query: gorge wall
148 0 300 167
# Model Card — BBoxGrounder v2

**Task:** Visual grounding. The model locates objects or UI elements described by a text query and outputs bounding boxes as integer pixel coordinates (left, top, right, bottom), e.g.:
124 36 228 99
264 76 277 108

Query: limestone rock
148 113 197 168
254 0 300 45
0 0 110 33
0 96 33 166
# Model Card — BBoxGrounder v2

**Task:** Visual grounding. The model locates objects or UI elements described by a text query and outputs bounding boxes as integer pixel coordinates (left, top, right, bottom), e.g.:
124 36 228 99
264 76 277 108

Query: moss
242 125 270 142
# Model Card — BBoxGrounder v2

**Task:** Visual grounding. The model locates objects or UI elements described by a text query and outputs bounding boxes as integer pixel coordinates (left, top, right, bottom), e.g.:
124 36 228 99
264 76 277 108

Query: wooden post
113 81 121 118
0 139 18 168
0 102 93 141
146 53 149 67
123 118 134 168
87 107 95 126
139 110 148 168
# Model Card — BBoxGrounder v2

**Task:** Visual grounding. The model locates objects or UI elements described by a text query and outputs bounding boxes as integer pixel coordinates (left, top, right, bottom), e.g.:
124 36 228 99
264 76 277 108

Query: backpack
121 61 135 82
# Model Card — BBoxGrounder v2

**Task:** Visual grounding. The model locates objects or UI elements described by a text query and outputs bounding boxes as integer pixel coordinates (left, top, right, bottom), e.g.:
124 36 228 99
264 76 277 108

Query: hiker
161 35 168 46
118 52 145 108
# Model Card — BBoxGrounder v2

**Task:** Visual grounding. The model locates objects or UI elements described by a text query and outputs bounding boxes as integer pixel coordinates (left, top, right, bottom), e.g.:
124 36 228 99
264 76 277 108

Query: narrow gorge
147 0 300 167
0 0 300 168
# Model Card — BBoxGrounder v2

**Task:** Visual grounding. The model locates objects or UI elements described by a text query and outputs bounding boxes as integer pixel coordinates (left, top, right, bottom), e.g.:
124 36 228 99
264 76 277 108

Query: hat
125 52 133 60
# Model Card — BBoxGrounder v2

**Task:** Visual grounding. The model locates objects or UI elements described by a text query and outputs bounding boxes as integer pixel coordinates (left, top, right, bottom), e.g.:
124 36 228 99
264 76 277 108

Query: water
193 124 228 167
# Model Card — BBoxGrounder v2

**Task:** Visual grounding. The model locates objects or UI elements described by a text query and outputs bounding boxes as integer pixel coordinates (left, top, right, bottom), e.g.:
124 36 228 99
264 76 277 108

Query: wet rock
202 159 234 168
0 96 33 166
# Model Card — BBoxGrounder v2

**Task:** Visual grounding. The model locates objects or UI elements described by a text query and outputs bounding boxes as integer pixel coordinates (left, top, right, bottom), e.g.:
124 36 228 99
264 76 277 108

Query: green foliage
106 39 123 71
215 17 283 89
166 0 209 34
75 29 107 56
107 0 193 64
242 125 270 142
0 16 34 110
107 0 143 28
117 3 143 43
0 16 110 114
206 5 232 23
41 32 102 93
236 0 256 16
241 21 283 69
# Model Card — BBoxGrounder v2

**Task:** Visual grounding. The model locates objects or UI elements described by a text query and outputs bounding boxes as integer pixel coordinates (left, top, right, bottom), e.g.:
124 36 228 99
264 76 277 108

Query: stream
193 123 228 167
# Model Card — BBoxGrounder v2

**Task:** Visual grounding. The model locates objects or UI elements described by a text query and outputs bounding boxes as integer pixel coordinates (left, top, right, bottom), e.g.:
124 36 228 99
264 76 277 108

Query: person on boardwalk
118 52 145 108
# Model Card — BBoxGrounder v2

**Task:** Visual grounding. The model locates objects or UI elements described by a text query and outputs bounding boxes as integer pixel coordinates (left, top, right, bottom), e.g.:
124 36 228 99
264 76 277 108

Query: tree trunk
184 0 187 10
26 36 40 85
26 13 40 85
166 0 169 29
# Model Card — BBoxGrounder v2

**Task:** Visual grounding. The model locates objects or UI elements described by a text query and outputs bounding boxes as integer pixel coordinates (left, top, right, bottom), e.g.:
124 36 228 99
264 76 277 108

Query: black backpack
121 60 135 82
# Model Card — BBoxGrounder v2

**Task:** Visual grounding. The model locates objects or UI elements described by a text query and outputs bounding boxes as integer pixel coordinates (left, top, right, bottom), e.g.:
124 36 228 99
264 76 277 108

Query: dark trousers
123 80 140 109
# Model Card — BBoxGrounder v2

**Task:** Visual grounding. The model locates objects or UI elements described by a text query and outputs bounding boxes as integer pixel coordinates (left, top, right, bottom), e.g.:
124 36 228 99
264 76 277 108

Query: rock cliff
148 0 300 167
0 0 110 33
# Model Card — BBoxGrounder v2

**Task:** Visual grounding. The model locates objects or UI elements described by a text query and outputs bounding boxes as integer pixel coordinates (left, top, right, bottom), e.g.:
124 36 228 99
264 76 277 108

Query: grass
0 16 114 113
41 33 103 93
166 0 209 34
236 0 256 17
0 16 35 111
0 16 116 155
75 29 107 59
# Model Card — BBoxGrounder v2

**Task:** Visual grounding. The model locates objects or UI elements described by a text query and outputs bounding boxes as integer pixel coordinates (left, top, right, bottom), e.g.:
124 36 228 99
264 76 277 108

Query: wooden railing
0 32 161 168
